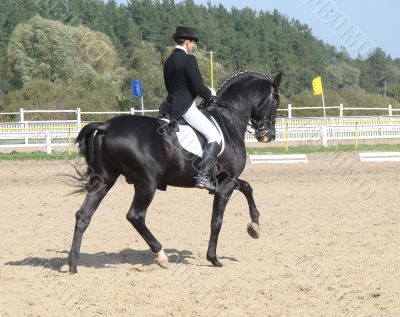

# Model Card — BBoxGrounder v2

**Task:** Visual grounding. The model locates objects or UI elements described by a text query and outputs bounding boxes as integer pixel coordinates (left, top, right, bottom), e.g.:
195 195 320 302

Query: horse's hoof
60 264 69 273
211 259 223 267
155 249 170 269
69 265 78 274
207 256 223 267
247 222 260 239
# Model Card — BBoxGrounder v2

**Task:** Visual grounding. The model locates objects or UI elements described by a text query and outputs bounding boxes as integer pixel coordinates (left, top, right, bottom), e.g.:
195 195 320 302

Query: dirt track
0 153 399 316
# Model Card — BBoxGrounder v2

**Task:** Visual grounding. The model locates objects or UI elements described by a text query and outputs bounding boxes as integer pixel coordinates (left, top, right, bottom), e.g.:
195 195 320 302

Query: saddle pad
159 117 225 157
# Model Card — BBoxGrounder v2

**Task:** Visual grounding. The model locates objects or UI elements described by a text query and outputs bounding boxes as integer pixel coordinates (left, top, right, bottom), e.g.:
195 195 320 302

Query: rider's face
185 39 196 53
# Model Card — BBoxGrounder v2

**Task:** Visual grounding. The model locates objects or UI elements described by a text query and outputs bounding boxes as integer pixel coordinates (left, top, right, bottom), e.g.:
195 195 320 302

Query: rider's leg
194 141 221 192
182 103 222 192
182 102 222 143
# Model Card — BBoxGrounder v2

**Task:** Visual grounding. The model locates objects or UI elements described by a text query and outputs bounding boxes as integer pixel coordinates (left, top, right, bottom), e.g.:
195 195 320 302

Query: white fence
0 104 399 122
246 117 400 143
283 103 400 118
1 107 400 153
0 107 158 124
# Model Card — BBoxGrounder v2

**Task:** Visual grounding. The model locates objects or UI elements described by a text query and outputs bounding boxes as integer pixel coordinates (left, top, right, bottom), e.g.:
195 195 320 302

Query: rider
163 26 222 192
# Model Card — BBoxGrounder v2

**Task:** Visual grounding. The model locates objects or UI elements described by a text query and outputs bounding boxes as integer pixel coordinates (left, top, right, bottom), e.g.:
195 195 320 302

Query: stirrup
195 176 217 192
167 121 179 132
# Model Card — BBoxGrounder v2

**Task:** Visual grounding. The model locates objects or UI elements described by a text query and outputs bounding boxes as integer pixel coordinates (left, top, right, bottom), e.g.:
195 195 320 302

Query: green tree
5 15 125 89
358 48 390 94
2 79 121 114
326 62 361 89
1 0 400 116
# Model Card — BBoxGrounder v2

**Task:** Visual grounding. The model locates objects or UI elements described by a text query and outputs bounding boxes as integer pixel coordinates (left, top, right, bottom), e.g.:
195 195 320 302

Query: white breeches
182 102 222 144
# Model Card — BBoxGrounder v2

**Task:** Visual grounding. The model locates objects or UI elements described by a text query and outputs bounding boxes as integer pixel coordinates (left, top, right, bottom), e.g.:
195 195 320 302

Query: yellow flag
312 76 323 95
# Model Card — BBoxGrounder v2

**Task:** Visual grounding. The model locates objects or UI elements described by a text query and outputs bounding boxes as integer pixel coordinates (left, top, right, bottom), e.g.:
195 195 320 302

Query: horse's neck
211 100 249 139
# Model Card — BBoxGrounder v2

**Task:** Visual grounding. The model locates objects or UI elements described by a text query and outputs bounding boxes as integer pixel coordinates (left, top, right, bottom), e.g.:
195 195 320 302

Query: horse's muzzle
255 127 276 143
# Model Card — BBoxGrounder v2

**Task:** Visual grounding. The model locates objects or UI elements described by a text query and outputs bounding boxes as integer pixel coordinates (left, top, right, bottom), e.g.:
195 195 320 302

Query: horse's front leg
236 178 260 239
207 180 235 267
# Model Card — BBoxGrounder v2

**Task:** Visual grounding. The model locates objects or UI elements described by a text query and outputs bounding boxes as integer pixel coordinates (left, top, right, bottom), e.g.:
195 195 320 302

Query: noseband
250 86 276 142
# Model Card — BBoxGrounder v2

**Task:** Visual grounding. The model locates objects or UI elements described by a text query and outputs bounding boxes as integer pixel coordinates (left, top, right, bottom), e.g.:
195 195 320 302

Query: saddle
158 101 183 131
157 100 224 158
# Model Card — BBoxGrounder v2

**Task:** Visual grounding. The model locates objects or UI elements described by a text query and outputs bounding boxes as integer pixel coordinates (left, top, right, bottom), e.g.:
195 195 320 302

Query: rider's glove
209 87 217 96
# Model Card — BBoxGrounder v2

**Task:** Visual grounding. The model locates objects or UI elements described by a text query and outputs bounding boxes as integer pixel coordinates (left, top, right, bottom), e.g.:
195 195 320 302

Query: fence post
19 108 25 122
19 108 29 145
288 104 292 119
45 132 52 154
355 122 359 149
339 103 343 117
388 104 392 116
130 106 135 115
77 108 81 125
320 125 328 147
68 127 71 156
140 96 144 116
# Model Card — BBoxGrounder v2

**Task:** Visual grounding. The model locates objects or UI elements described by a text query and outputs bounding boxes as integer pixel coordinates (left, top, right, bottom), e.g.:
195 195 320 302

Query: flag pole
140 96 144 116
312 76 325 117
210 51 214 89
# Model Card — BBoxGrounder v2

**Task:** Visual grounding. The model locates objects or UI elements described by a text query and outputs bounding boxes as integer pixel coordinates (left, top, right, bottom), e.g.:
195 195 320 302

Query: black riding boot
195 141 221 192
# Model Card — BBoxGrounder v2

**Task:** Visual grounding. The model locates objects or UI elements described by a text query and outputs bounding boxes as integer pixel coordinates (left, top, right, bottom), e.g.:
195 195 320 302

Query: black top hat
173 26 199 42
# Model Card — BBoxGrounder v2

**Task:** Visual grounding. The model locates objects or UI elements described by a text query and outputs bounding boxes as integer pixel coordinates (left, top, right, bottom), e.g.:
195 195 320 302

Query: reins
214 101 249 125
200 72 278 145
200 97 249 147
204 90 274 145
213 101 236 146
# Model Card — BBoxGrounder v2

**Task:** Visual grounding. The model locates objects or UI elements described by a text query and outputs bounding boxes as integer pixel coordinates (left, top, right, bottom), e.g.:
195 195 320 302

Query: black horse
68 71 281 273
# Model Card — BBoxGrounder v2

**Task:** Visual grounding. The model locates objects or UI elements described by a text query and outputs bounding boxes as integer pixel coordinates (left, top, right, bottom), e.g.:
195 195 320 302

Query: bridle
203 83 277 143
250 85 277 142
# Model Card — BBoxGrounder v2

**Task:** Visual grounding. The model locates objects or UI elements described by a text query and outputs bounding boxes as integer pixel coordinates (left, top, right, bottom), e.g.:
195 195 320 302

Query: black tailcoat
163 48 211 119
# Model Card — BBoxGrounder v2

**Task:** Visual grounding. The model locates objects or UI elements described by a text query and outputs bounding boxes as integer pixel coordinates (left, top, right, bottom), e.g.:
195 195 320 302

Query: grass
246 143 400 154
0 151 80 161
0 143 400 160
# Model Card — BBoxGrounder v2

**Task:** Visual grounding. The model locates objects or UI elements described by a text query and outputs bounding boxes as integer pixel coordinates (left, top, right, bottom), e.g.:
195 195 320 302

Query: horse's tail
70 122 109 194
76 122 109 165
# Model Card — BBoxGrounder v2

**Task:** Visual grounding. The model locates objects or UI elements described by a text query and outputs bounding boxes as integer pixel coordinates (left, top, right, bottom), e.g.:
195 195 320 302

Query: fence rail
0 104 399 123
244 119 400 143
281 103 399 118
0 107 157 124
1 115 400 154
1 107 400 153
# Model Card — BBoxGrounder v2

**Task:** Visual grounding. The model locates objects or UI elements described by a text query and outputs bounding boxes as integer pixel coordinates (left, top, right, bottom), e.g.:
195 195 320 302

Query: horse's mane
217 71 272 95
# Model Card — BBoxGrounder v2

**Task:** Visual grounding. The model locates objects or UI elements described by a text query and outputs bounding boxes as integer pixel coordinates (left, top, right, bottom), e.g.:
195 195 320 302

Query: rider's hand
209 87 217 96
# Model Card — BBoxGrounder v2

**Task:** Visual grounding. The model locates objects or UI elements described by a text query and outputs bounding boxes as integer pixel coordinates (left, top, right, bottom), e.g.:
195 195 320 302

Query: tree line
0 0 399 117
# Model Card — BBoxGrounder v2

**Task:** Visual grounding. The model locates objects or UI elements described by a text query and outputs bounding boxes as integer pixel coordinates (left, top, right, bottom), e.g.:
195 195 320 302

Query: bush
5 15 125 91
1 80 120 120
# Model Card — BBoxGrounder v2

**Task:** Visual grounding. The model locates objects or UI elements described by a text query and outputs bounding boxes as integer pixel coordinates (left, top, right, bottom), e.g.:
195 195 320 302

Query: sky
114 0 399 59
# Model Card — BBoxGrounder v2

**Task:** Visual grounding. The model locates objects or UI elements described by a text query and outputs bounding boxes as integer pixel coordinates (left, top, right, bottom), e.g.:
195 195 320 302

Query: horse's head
216 72 282 143
250 73 281 143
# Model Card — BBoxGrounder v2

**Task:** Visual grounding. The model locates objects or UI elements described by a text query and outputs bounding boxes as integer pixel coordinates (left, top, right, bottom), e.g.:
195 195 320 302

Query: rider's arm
185 55 212 101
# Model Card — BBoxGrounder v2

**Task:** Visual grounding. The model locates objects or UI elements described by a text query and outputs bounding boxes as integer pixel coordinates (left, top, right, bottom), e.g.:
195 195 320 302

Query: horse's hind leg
236 178 260 239
68 176 117 273
126 183 169 268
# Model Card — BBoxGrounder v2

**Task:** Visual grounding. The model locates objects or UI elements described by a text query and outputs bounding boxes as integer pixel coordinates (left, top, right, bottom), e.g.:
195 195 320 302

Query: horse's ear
273 73 282 88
